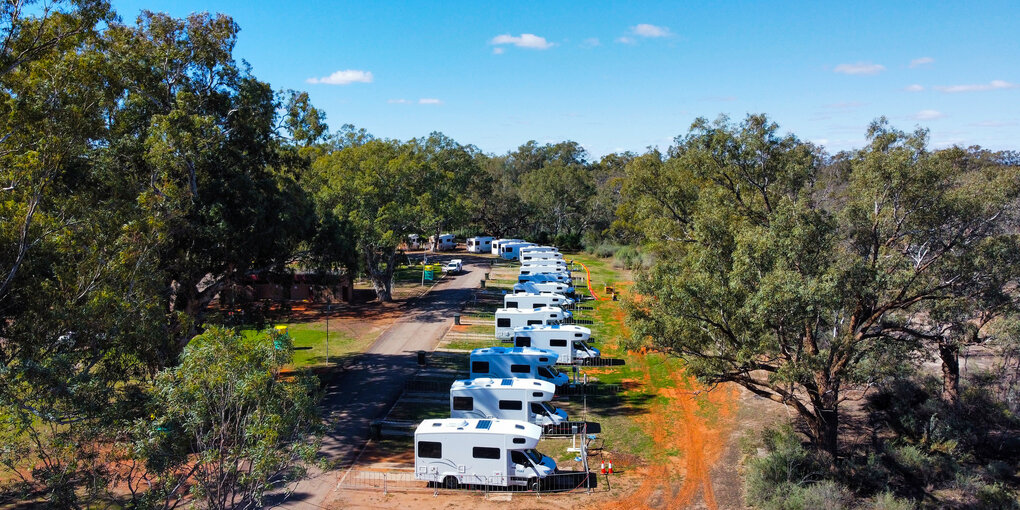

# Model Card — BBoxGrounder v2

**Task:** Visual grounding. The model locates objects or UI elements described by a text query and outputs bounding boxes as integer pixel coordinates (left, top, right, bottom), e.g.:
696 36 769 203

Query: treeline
3 2 1020 509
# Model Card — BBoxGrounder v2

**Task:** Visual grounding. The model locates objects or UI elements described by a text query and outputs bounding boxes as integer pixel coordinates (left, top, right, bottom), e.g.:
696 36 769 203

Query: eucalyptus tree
624 115 1019 457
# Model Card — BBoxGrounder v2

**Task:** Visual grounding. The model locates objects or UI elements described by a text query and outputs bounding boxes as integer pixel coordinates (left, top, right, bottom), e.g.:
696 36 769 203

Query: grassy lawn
444 337 505 351
242 320 382 369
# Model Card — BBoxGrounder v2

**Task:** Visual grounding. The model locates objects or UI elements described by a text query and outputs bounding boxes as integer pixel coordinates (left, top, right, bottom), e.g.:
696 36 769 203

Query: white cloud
387 99 410 104
833 62 886 75
490 33 553 49
970 120 1018 128
492 47 504 55
904 84 924 92
911 109 945 120
909 57 935 68
581 37 600 48
418 98 442 105
632 23 671 38
616 36 635 45
306 69 373 85
812 138 830 146
934 80 1019 93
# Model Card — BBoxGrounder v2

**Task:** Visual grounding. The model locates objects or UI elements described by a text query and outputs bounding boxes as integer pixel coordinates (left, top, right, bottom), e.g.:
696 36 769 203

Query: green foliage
869 492 916 510
745 425 830 506
137 326 321 509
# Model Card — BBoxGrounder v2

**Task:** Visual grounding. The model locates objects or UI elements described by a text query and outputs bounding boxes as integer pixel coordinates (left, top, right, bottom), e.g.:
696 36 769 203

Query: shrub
780 481 854 510
745 425 828 506
976 482 1020 510
869 491 915 510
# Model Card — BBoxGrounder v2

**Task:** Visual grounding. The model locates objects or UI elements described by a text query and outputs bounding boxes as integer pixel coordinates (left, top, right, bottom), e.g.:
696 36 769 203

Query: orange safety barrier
575 261 607 301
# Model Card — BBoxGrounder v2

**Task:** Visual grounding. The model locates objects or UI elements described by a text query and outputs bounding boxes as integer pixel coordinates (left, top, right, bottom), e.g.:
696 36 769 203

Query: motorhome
520 251 565 263
494 307 571 339
518 272 572 284
469 346 569 386
443 259 463 273
521 259 569 269
414 418 557 489
519 265 569 277
512 325 600 364
406 234 422 250
466 236 493 254
518 245 559 257
491 238 524 256
449 378 567 426
500 242 536 260
504 292 573 310
430 234 456 251
513 281 575 295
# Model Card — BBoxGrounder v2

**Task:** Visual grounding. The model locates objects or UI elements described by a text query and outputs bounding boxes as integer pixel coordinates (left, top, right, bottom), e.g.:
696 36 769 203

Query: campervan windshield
575 340 597 356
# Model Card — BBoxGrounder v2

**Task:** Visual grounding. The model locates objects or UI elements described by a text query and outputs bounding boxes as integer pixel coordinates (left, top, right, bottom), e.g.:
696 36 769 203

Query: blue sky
111 0 1020 157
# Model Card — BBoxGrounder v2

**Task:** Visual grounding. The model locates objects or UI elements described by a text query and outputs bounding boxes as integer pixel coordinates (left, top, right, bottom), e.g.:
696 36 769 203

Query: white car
443 259 463 273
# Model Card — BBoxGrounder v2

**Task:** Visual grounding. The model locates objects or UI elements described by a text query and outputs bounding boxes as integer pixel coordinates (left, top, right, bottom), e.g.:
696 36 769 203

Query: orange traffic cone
608 461 614 474
600 462 606 474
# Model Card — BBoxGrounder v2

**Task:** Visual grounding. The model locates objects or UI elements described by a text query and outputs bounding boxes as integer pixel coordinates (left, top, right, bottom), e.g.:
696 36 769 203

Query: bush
779 481 854 510
869 491 915 510
745 425 829 507
976 482 1020 510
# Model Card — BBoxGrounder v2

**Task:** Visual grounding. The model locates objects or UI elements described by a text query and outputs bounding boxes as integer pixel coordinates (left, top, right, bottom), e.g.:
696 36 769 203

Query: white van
520 251 565 263
492 238 524 256
519 265 570 277
466 236 493 253
512 325 600 364
430 234 456 251
504 292 573 310
513 282 575 295
414 418 557 489
494 307 571 339
450 378 568 426
500 242 536 260
443 259 463 273
518 272 572 284
469 346 569 386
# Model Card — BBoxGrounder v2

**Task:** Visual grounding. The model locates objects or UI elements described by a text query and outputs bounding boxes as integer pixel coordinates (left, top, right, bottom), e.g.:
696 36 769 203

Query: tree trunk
939 340 960 405
365 248 395 302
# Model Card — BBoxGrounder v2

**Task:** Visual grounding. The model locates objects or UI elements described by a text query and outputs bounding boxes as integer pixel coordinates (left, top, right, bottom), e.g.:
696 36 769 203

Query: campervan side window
452 396 473 410
510 364 530 374
473 447 501 459
527 320 542 326
497 318 511 327
550 339 567 347
514 337 531 347
418 441 442 458
472 361 490 373
499 400 523 410
534 303 546 308
532 391 544 397
513 437 526 445
506 301 518 308
574 333 583 337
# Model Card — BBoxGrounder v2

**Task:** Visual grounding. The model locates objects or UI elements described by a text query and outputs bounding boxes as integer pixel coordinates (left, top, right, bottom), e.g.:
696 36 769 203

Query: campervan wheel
527 477 539 491
443 476 459 489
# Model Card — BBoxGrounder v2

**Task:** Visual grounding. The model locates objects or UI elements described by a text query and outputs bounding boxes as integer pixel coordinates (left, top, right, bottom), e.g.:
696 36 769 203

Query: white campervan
491 238 524 256
512 325 600 364
415 418 557 489
469 346 569 386
518 272 572 284
450 378 568 426
513 281 575 295
500 242 536 260
520 251 565 263
519 265 570 277
494 307 571 339
430 234 456 251
504 292 574 310
466 236 493 253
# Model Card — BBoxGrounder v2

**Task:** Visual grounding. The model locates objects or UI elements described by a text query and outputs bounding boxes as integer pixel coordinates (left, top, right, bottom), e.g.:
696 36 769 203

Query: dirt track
271 257 487 509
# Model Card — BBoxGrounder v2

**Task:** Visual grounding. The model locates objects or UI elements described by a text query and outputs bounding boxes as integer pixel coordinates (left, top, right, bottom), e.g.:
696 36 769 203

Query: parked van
519 265 570 277
512 325 600 364
518 272 572 284
492 238 524 256
518 245 559 258
430 234 456 251
443 259 463 273
504 292 574 310
469 346 569 386
449 378 568 426
513 282 575 295
520 251 565 263
500 242 536 260
466 236 493 253
494 307 571 339
414 418 557 489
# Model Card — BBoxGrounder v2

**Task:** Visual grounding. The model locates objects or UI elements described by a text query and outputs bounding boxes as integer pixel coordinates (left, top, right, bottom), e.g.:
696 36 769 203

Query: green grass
444 337 504 351
242 320 378 368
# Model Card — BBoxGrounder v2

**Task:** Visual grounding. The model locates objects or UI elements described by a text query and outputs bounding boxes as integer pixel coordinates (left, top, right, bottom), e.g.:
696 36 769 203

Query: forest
2 2 1019 509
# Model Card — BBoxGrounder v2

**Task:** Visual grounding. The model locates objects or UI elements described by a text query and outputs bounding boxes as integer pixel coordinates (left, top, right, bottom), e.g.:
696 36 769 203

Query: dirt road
272 257 487 509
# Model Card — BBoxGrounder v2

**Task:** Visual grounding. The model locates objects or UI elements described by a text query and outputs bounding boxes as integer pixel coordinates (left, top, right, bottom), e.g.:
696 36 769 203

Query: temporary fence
556 383 623 396
336 468 604 495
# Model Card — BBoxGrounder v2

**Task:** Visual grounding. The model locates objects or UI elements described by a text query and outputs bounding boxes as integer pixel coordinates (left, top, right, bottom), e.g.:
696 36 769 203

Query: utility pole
325 298 332 365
